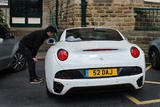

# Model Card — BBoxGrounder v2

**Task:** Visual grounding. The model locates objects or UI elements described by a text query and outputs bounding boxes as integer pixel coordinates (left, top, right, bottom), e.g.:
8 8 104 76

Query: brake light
131 47 140 58
83 49 118 51
57 49 68 61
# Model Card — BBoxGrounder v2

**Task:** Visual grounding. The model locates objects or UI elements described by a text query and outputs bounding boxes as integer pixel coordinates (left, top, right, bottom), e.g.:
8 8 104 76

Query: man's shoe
36 77 43 81
30 78 43 84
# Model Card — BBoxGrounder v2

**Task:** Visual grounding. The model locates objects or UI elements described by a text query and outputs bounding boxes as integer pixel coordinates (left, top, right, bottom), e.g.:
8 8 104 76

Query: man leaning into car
19 25 57 84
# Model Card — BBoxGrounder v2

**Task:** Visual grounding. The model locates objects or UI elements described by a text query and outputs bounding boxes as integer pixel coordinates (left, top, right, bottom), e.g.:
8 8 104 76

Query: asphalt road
0 60 160 107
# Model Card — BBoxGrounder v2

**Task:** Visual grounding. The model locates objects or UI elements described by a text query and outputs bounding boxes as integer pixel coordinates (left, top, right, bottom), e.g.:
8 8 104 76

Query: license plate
85 68 118 77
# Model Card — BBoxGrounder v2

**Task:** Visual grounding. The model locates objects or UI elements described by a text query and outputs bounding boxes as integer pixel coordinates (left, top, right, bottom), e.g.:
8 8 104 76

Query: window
134 8 160 31
0 0 10 8
66 28 123 42
10 0 42 27
144 0 160 3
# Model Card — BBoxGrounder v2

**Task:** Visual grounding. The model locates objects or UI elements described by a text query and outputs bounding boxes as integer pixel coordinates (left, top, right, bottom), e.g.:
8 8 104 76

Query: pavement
0 60 160 107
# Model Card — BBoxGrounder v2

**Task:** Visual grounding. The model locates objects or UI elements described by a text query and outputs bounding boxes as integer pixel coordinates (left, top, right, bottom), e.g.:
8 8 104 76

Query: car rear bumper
55 66 143 79
51 73 144 95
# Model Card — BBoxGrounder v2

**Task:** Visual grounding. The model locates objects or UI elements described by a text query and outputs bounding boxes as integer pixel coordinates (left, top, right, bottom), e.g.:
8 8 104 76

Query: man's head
45 25 57 37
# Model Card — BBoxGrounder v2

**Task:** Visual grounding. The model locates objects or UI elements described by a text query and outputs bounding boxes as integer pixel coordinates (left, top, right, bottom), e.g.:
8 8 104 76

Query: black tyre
46 86 54 97
149 47 160 69
11 51 26 72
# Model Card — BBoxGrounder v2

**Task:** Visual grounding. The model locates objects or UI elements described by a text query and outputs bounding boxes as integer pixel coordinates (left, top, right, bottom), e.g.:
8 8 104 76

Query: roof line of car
65 27 118 31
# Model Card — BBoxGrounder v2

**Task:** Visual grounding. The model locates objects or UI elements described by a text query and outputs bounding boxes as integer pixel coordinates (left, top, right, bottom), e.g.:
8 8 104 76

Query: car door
0 25 18 70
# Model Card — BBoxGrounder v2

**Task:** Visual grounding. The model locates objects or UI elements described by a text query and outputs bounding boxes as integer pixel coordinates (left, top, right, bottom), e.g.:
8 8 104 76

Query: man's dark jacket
20 30 48 58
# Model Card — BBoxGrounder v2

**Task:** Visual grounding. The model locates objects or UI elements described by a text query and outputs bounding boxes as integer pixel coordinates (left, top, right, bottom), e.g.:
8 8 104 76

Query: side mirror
0 38 3 44
47 38 56 45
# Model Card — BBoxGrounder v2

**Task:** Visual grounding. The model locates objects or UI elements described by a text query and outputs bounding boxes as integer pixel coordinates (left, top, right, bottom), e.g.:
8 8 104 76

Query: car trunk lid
55 41 132 69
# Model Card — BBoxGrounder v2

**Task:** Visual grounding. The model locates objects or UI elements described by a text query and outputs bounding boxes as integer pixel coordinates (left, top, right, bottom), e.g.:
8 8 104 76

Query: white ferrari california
45 27 145 96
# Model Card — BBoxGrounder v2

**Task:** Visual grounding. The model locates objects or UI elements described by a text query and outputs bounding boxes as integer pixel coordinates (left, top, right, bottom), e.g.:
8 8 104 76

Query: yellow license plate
85 68 118 77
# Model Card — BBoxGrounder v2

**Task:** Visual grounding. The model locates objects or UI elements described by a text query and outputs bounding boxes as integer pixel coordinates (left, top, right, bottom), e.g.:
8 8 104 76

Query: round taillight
57 49 68 61
131 47 140 58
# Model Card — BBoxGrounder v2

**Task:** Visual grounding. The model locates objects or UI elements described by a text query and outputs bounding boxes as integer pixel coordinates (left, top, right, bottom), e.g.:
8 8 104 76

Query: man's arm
31 31 43 58
31 43 40 58
33 58 38 63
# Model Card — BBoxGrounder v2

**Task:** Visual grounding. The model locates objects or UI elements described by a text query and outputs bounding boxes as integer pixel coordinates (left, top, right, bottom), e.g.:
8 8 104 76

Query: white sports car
45 27 145 96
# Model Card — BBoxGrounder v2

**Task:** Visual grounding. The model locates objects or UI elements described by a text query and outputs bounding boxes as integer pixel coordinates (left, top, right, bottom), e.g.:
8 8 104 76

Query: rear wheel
11 51 26 72
149 48 160 69
46 85 55 97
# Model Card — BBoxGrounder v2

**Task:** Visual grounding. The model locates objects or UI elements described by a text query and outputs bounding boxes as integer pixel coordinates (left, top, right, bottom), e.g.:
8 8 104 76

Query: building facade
1 0 160 57
48 0 160 31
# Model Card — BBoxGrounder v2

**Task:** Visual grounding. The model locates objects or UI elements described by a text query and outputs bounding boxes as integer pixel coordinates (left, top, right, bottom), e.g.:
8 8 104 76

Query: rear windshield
66 28 123 42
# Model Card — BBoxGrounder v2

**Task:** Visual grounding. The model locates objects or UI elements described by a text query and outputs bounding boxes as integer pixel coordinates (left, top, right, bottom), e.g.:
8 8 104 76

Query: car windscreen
65 28 123 42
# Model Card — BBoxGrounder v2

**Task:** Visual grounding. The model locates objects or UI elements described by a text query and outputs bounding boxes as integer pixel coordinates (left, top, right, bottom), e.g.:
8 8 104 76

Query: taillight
57 49 68 61
83 49 118 51
131 47 140 58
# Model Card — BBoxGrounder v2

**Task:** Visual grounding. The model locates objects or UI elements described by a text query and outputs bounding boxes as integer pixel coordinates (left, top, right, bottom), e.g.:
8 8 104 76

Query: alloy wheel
12 52 26 72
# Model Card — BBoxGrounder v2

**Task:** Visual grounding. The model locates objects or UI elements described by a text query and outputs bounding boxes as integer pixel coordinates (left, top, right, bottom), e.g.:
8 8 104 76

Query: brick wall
58 0 76 30
47 0 160 32
85 0 136 30
55 0 81 32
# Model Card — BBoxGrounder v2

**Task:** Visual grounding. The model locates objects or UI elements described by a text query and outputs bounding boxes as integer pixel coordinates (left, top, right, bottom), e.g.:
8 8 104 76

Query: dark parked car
0 24 26 72
149 38 160 69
